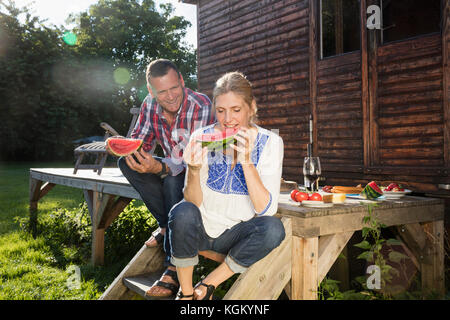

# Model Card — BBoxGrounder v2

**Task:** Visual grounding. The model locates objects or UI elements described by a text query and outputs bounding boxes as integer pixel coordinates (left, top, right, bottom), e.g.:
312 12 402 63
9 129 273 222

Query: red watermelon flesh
196 127 239 149
106 137 143 156
368 181 382 194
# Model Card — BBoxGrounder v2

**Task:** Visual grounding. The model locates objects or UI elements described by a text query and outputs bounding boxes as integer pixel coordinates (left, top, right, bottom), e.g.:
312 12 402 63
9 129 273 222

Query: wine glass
303 157 321 192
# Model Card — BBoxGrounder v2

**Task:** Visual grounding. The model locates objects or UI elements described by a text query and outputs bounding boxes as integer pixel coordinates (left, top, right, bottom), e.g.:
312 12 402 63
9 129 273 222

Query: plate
301 200 334 208
382 189 411 199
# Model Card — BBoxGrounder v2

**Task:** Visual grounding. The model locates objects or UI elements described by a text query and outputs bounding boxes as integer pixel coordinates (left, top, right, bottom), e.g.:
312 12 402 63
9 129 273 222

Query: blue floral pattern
206 129 269 195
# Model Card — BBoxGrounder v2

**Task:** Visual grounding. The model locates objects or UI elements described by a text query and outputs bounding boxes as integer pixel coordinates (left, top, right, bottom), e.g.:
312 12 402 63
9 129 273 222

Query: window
382 0 441 44
320 0 361 59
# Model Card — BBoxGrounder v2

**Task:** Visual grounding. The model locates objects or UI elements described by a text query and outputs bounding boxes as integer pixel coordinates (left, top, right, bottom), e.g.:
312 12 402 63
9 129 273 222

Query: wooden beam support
98 196 132 229
318 231 354 283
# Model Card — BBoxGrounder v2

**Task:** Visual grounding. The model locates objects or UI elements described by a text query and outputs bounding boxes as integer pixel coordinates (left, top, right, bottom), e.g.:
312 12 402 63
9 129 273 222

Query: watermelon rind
200 136 236 150
106 137 143 157
361 181 383 199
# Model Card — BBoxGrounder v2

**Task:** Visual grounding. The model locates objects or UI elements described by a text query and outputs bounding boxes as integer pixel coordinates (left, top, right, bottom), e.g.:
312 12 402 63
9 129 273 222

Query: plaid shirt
131 87 214 171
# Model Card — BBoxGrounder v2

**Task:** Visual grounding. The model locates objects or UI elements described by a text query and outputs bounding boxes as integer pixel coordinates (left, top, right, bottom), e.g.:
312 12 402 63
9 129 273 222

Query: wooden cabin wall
196 0 310 179
191 0 450 192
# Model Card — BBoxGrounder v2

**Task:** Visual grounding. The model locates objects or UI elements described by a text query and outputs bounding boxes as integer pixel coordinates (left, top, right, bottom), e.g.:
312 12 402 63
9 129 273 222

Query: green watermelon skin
200 136 236 150
361 181 383 199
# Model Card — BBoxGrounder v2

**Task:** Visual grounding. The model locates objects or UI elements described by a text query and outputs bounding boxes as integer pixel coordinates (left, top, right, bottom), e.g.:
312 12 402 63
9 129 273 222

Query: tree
0 0 196 161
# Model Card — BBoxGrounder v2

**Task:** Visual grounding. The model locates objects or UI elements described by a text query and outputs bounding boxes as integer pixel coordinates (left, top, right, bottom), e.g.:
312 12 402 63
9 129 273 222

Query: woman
167 71 285 300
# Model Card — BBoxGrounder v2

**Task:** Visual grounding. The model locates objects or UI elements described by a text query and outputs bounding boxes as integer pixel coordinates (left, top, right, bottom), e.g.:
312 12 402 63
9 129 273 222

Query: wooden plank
223 217 292 300
30 168 141 200
290 235 318 300
29 176 43 238
100 245 166 300
91 191 113 266
98 196 133 229
396 223 430 264
420 220 445 298
317 231 354 283
276 198 445 237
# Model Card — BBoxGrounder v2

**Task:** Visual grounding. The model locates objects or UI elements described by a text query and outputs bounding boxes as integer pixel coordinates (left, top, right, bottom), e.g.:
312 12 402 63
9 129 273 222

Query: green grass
0 161 154 300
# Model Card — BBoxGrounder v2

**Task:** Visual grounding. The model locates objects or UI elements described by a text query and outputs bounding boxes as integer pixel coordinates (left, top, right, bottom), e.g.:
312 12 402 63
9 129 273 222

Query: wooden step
123 271 175 300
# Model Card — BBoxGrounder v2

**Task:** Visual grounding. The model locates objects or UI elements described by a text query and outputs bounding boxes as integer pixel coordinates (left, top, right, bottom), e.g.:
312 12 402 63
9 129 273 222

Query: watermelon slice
106 137 143 156
196 127 239 150
361 181 383 199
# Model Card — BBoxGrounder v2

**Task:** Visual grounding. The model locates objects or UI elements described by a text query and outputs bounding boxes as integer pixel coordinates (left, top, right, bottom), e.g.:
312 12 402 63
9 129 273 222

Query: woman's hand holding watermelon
183 138 208 171
230 127 257 165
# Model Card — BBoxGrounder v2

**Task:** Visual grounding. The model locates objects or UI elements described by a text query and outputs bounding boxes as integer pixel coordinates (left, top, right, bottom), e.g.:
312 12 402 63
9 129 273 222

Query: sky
6 0 197 48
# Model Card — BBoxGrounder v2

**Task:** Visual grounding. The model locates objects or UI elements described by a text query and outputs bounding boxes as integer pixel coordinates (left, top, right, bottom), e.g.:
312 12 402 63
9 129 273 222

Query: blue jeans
118 156 185 266
168 201 285 273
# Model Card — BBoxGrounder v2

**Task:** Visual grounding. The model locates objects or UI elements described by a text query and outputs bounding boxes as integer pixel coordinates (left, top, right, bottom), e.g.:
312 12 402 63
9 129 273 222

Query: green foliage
104 200 157 264
0 0 197 161
319 203 425 300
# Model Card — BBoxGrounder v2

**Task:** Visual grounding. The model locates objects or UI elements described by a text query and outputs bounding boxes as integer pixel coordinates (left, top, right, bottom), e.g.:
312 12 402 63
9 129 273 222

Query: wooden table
30 168 446 299
276 193 445 299
29 168 141 266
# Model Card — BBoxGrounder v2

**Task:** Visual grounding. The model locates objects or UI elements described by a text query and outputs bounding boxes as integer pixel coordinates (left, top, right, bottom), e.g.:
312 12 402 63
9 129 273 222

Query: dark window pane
321 0 361 59
382 0 441 43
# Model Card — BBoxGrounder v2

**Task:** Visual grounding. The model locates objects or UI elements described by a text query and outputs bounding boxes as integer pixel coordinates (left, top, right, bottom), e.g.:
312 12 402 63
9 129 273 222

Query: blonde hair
213 72 258 124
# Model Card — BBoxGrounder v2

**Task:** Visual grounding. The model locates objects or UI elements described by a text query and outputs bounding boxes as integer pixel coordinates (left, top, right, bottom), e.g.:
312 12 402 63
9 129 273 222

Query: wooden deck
29 168 141 265
30 168 446 299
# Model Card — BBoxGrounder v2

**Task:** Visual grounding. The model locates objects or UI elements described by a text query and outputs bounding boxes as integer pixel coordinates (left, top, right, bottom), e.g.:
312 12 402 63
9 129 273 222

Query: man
116 59 214 298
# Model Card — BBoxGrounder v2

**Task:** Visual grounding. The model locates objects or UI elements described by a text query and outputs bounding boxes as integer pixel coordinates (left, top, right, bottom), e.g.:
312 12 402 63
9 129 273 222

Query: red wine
306 174 318 181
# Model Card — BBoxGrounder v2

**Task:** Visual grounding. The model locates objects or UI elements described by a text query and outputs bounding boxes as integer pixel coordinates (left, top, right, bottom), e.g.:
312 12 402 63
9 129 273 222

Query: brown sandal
145 269 179 299
194 281 215 300
145 228 164 247
176 290 194 300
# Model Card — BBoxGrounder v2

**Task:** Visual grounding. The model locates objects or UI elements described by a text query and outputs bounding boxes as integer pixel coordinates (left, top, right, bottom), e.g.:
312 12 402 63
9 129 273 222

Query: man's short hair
146 59 181 85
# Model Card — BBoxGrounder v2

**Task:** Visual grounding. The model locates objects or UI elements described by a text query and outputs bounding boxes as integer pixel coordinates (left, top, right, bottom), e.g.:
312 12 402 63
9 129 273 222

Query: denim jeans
168 201 285 273
118 156 185 266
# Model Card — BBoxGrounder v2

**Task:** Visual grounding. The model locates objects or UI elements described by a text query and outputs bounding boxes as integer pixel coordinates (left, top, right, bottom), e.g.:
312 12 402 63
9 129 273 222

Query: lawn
0 161 155 300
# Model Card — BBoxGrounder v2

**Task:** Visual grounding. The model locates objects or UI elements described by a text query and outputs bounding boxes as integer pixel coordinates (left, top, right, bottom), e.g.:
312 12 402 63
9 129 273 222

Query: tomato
309 193 322 201
295 192 309 203
290 189 300 201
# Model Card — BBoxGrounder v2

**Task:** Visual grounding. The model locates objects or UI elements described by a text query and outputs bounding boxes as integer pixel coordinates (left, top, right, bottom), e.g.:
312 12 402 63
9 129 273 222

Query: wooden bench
73 107 140 175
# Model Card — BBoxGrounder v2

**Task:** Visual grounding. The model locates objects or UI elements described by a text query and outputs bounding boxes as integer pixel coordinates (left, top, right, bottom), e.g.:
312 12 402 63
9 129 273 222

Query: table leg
421 220 445 298
29 176 55 238
29 177 43 238
291 235 319 300
84 190 133 266
88 191 112 266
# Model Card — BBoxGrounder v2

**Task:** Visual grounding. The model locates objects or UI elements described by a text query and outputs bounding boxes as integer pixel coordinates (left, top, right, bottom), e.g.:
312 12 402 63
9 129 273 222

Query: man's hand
125 149 161 174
